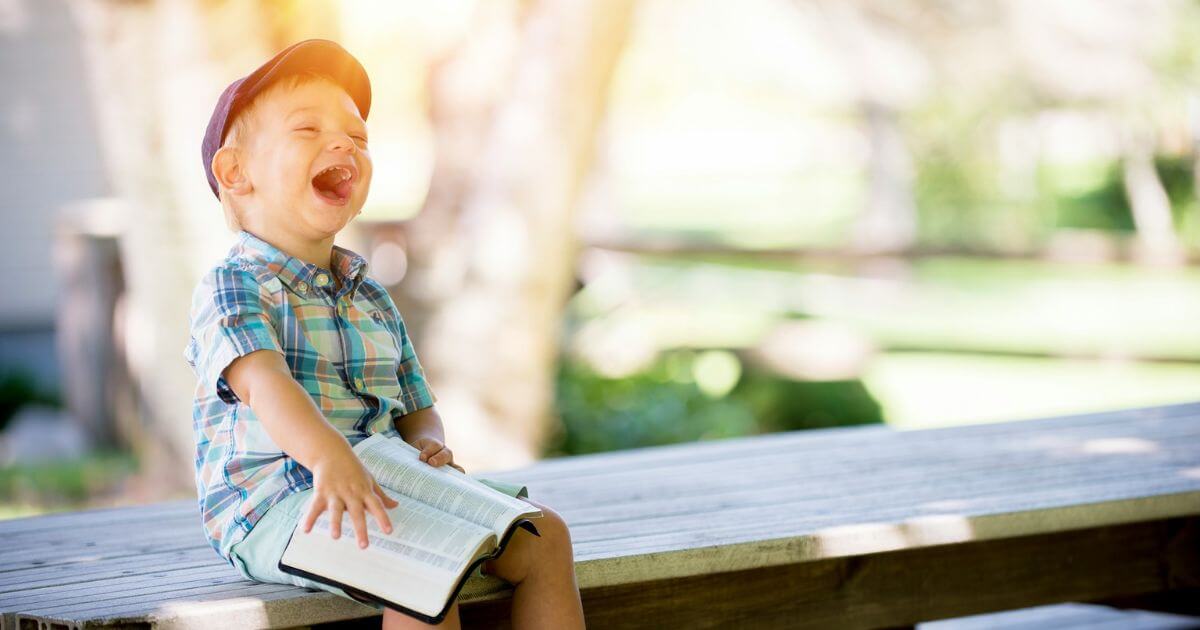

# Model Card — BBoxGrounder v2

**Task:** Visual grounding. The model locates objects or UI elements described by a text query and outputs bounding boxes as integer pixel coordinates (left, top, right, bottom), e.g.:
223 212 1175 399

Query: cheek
269 146 314 192
257 153 304 196
357 161 373 195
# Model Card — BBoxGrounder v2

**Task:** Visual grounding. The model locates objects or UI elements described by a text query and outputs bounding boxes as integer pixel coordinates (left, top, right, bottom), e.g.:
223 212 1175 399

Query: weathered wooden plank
4 461 1188 606
0 528 204 566
4 427 1185 573
566 489 1200 589
2 415 1190 561
460 517 1200 629
921 602 1200 629
18 580 308 617
4 564 239 607
0 548 217 591
0 512 197 547
14 463 1185 612
502 412 1200 500
545 431 1200 524
0 535 205 572
0 500 193 536
2 402 1196 629
0 403 1185 540
563 458 1199 547
488 402 1200 483
18 586 376 630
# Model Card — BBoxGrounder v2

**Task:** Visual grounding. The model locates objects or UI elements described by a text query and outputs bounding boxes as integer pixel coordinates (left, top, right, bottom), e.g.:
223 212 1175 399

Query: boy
185 39 585 629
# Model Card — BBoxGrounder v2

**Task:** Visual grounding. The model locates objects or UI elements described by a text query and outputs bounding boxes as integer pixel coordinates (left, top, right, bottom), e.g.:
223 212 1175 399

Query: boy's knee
484 499 574 583
524 499 573 558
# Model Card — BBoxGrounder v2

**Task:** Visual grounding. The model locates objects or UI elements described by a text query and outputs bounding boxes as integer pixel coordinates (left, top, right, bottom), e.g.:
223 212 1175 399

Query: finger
367 493 393 535
419 442 442 461
435 448 453 467
449 462 466 474
329 499 344 539
348 501 369 549
374 479 399 508
422 446 444 465
302 498 324 533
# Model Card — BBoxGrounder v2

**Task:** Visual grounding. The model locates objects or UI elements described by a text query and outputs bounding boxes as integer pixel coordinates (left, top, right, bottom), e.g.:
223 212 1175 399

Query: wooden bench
2 401 1198 629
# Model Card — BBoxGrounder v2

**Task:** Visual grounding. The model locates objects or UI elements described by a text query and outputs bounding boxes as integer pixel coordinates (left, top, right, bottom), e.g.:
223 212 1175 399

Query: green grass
585 254 1200 360
566 253 1200 437
862 351 1200 430
0 449 139 515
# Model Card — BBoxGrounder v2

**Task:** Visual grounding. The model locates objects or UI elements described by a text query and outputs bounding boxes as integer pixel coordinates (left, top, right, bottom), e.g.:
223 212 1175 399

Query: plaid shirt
184 229 436 567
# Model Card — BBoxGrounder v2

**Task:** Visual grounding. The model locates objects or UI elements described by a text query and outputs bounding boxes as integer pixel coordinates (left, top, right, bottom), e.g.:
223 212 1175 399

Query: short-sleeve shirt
184 229 437 567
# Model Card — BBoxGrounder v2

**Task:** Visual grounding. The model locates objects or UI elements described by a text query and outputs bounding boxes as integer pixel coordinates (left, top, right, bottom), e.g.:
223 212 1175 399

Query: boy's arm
223 349 400 547
224 348 353 473
393 405 443 444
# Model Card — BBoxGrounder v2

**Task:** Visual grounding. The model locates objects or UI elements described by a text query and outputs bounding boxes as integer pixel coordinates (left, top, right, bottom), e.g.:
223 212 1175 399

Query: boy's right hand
302 449 400 549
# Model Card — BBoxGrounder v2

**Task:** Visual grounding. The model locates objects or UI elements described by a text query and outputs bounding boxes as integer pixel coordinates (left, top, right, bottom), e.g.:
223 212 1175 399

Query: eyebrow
286 107 320 119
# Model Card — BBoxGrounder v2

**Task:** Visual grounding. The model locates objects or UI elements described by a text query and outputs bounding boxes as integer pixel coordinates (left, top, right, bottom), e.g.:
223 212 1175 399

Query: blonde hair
216 71 341 232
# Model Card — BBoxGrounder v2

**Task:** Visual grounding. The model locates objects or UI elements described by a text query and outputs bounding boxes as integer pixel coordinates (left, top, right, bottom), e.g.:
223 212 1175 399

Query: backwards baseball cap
201 38 371 199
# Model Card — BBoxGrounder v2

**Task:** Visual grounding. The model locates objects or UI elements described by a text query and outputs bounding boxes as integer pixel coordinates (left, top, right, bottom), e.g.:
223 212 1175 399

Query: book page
307 489 492 565
354 433 541 535
281 490 495 618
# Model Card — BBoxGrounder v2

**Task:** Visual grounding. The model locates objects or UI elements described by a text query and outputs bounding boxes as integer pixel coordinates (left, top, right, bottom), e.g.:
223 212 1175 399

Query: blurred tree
69 0 340 496
387 0 635 469
805 0 1196 262
812 1 923 255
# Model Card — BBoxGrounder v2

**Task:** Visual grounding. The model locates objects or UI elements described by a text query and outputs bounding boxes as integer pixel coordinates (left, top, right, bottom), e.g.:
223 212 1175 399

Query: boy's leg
382 602 460 630
480 498 585 630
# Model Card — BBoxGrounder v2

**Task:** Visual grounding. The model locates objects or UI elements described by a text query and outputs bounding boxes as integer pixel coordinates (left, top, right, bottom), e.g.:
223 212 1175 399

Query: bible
278 431 542 625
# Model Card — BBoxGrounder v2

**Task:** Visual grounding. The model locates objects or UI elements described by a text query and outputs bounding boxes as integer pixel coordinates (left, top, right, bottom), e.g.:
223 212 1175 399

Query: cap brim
237 39 371 122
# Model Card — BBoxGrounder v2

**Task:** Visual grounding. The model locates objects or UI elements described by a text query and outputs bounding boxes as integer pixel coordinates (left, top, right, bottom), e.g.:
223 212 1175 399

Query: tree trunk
387 0 635 471
853 100 918 254
1122 125 1186 266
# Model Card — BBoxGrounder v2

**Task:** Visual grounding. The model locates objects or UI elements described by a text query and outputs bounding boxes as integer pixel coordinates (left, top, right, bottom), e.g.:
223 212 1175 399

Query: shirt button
296 281 309 294
354 377 365 389
315 274 329 287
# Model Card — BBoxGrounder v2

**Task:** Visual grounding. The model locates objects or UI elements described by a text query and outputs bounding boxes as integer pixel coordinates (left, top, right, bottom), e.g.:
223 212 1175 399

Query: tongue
312 170 349 202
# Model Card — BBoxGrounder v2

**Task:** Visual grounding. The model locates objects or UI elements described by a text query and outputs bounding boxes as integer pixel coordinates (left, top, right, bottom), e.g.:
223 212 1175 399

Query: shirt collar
231 230 369 298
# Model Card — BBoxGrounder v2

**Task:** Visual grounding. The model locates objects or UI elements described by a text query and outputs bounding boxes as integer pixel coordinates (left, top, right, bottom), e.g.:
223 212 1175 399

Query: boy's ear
212 146 252 195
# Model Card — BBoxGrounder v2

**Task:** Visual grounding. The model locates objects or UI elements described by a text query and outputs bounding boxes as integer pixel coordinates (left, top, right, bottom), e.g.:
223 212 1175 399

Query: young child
184 39 585 629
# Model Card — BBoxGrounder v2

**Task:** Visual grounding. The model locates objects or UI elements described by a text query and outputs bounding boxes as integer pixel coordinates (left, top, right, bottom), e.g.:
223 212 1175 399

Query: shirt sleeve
394 308 437 414
184 266 284 405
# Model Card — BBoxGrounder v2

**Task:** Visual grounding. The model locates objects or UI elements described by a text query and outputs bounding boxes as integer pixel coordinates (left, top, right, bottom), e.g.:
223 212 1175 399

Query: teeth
319 166 351 181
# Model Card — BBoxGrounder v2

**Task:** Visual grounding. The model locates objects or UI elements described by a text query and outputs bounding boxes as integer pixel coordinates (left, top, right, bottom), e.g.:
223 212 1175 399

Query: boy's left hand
410 436 466 474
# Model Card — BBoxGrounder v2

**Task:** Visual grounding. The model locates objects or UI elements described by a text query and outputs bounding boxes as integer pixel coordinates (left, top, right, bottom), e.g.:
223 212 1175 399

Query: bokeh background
2 0 1199 519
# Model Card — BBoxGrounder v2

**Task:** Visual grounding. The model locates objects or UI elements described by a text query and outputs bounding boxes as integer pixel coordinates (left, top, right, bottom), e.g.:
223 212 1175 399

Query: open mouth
311 164 355 205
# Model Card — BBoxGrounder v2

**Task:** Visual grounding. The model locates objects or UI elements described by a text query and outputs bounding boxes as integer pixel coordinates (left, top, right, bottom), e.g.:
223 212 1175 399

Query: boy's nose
328 134 356 153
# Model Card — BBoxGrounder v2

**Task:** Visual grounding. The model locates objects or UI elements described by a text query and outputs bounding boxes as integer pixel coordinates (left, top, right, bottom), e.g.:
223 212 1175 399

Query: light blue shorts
228 477 529 611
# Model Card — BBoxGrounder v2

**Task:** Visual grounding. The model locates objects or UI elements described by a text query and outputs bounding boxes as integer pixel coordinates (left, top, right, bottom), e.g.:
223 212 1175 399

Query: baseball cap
201 38 371 199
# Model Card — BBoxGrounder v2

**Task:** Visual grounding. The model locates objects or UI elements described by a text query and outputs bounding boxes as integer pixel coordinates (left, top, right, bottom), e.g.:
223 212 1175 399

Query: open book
278 432 542 624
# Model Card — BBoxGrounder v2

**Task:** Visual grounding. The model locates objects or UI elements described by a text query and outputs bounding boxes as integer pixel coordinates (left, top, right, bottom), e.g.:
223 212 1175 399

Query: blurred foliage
0 449 137 506
545 351 883 457
0 371 60 434
905 81 1037 251
1156 155 1199 224
1043 156 1197 233
1043 162 1134 232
